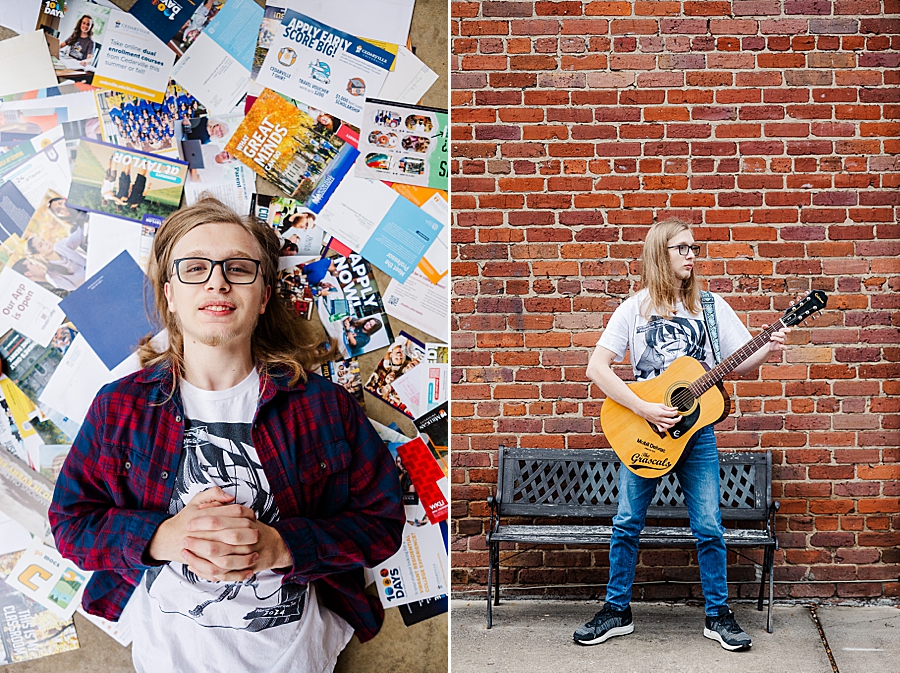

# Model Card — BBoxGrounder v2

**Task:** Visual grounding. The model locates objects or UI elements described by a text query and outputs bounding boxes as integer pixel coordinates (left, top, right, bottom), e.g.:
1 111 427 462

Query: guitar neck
689 319 785 397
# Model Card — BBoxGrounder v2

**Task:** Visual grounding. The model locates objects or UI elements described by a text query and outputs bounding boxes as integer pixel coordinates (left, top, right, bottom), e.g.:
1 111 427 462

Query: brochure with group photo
320 358 365 409
363 332 425 418
68 138 188 227
251 193 327 257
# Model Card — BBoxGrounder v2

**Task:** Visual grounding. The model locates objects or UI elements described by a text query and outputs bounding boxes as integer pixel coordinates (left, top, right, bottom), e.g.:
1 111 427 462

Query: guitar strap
700 291 722 365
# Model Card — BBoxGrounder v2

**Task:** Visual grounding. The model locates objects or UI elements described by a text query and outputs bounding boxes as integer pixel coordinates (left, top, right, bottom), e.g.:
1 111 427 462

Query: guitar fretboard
688 319 786 397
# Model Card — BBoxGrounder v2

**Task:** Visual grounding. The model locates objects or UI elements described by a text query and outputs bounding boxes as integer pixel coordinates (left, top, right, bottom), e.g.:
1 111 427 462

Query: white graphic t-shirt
131 369 353 673
598 289 751 381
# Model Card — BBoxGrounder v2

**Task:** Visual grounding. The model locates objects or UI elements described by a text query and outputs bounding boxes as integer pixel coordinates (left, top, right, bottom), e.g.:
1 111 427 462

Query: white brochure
0 31 58 97
383 270 449 343
369 512 447 608
91 9 176 103
378 46 439 106
0 126 72 207
0 267 65 348
284 0 415 45
171 0 264 115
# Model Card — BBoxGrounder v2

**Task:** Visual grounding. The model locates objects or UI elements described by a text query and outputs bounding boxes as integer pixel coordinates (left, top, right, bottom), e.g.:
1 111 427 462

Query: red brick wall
450 0 900 603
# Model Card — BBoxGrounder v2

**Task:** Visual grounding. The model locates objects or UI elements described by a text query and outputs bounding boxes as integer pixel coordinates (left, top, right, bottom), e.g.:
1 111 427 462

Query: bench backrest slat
497 447 771 522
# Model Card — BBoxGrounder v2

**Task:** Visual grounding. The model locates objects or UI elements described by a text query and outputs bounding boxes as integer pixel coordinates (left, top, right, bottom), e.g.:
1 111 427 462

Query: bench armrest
487 493 500 535
768 500 780 548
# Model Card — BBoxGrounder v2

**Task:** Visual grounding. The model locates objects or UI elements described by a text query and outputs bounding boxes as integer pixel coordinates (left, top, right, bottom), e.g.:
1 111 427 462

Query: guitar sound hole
670 386 695 413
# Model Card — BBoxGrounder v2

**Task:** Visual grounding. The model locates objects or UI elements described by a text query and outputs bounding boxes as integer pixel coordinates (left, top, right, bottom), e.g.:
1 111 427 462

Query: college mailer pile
0 0 449 652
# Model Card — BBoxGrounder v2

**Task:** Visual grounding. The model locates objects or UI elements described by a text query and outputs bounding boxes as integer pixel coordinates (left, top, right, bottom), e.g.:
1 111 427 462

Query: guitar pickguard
668 403 700 440
645 400 701 440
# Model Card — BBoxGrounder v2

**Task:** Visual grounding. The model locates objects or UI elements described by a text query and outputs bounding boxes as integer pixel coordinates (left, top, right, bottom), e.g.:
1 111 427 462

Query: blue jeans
605 425 728 616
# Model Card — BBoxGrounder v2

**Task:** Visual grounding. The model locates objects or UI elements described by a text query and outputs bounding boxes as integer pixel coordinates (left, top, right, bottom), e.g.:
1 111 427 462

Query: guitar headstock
782 290 828 327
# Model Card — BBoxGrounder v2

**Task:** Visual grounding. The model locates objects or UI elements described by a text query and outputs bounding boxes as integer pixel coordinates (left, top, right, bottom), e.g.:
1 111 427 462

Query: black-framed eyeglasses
172 257 261 284
667 244 700 257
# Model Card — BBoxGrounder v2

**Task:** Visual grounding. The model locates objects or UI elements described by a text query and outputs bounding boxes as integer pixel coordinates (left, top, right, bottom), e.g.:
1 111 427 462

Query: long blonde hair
640 218 701 319
138 196 334 386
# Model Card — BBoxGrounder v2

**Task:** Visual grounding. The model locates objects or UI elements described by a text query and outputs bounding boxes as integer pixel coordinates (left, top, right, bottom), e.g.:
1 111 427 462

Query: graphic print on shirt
634 316 707 381
144 419 308 631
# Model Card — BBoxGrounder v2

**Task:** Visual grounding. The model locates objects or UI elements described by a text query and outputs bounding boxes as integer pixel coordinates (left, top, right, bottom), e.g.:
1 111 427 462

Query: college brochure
53 1 176 103
179 108 253 214
129 0 205 45
320 358 364 408
392 359 448 421
256 11 394 126
0 324 78 404
0 450 55 544
0 549 80 664
0 377 40 465
311 252 393 359
38 444 70 483
251 193 326 256
285 0 415 45
59 251 157 370
68 138 188 227
396 436 448 525
4 189 88 299
369 512 448 608
5 536 91 620
391 184 449 284
413 401 448 476
316 175 444 283
0 268 66 348
383 270 449 344
94 81 198 158
363 332 424 418
356 99 448 191
400 593 448 628
378 46 439 106
0 183 33 241
84 213 154 279
274 257 315 319
0 127 72 209
171 0 264 115
225 88 358 211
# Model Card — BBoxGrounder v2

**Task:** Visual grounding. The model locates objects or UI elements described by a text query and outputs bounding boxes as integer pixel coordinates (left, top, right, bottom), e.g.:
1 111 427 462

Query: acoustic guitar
600 290 828 477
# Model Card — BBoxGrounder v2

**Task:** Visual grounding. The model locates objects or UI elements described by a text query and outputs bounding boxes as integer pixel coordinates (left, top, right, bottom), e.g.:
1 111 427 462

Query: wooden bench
486 447 779 632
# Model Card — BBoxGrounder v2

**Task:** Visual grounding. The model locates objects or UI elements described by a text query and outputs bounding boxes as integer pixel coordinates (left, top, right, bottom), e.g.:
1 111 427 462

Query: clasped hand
148 486 292 583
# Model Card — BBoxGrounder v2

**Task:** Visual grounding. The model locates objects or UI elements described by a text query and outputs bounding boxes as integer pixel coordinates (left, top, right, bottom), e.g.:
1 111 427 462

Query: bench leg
486 540 494 629
757 545 767 612
767 546 774 634
493 543 501 607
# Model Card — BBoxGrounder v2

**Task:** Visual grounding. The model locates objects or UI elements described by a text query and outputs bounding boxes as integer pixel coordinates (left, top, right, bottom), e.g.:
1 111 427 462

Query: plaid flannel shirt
49 361 404 643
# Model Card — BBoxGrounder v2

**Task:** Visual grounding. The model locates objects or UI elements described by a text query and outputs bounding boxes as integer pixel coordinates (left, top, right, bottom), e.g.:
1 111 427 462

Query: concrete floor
452 599 900 673
0 0 448 670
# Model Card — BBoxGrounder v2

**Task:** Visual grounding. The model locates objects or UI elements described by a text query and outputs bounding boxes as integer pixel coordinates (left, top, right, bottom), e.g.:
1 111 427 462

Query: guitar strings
661 298 821 419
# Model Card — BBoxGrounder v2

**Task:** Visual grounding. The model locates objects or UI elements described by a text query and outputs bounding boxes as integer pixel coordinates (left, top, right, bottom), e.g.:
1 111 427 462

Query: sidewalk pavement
451 599 899 673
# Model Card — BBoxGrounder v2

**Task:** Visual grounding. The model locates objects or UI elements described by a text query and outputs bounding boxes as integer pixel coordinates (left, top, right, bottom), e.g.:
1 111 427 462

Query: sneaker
703 608 752 651
573 604 634 646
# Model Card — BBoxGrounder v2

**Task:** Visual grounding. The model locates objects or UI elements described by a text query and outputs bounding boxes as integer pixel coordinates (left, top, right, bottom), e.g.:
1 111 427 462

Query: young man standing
573 219 788 651
49 197 404 672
